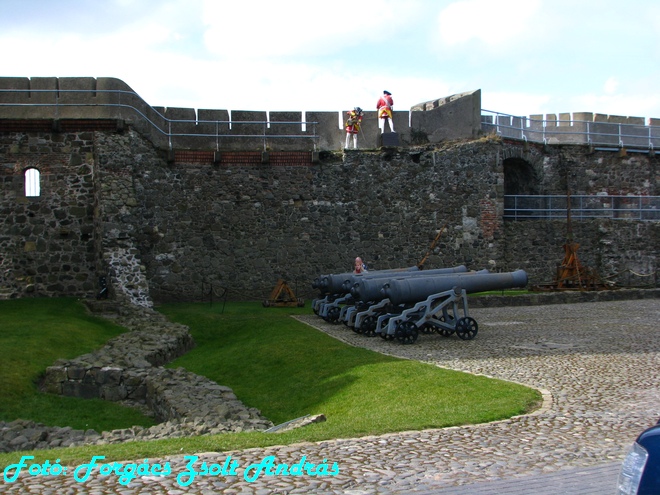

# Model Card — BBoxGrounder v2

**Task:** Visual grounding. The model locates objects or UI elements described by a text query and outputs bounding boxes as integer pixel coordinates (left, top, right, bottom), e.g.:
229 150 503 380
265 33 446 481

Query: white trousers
379 117 394 133
345 133 358 148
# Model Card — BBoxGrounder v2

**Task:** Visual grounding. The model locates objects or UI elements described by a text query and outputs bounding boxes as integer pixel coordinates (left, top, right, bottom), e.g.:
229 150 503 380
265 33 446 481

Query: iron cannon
315 265 467 325
318 266 419 295
349 269 487 335
340 265 466 294
377 269 528 344
314 267 528 345
351 265 469 303
312 266 419 321
381 269 528 305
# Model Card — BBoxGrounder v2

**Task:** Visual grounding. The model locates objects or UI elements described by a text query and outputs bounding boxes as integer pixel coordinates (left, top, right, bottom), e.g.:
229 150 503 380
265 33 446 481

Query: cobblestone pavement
2 299 658 494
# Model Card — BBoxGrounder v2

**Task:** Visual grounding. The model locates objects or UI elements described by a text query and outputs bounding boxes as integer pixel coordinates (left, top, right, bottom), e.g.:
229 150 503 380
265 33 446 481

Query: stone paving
2 299 658 494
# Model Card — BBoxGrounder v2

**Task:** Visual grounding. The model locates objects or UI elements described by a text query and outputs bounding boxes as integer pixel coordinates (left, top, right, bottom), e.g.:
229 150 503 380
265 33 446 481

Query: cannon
317 265 468 325
382 270 528 305
318 266 419 295
351 265 469 303
378 269 528 344
339 265 465 294
344 265 469 330
350 269 487 335
312 266 419 322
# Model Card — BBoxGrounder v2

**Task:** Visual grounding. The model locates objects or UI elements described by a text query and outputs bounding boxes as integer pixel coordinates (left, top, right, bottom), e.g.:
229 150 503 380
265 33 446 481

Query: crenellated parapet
2 77 660 152
482 110 660 150
0 77 483 151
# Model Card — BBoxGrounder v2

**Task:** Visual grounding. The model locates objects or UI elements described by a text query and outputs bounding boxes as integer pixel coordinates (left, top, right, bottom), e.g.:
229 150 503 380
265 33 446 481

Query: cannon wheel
324 306 341 324
456 317 478 340
420 323 436 334
395 321 419 345
438 326 455 337
436 316 454 337
361 315 377 337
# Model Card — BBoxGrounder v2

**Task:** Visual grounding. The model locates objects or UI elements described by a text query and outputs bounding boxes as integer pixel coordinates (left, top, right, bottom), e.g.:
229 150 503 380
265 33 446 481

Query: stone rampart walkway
2 299 658 494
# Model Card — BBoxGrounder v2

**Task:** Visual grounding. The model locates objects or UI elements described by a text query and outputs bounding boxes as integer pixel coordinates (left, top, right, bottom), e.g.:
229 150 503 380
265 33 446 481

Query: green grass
0 300 541 468
469 290 531 297
161 302 538 432
0 298 156 431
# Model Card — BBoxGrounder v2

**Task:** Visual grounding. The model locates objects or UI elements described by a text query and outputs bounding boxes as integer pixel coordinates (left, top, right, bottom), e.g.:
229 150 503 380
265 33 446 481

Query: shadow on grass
0 298 156 431
160 302 394 424
159 301 540 430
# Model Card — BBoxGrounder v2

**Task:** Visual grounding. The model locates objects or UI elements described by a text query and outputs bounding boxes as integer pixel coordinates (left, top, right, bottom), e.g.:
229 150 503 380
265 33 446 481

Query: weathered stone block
67 366 87 380
40 366 67 394
96 366 123 385
100 384 127 402
380 132 399 147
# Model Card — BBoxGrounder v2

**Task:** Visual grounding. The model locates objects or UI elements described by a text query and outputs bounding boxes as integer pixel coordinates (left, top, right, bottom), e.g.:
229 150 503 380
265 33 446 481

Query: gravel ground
2 298 658 494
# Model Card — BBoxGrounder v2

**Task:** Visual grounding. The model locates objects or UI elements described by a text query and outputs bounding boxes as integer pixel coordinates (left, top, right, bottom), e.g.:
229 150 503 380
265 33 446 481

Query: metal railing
504 195 660 221
0 88 319 150
482 110 660 151
2 88 659 152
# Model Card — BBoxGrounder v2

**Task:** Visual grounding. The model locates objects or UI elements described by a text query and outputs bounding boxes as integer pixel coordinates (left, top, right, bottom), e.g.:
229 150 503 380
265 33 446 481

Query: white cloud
603 77 619 95
435 0 541 49
481 91 552 117
202 0 422 59
2 0 660 120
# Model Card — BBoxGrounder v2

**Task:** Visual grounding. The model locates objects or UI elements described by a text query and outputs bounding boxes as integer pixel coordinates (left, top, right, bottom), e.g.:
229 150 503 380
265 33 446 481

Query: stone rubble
1 300 272 454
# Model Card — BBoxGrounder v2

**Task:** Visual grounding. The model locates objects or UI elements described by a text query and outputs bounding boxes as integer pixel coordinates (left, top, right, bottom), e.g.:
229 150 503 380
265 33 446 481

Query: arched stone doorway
503 157 539 195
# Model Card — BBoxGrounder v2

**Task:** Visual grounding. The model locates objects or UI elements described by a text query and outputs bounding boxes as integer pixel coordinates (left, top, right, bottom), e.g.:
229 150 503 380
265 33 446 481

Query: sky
1 0 659 121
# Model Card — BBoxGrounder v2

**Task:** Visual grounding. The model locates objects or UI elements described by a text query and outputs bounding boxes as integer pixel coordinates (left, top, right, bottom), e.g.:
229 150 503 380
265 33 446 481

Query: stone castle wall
0 129 100 298
1 127 658 302
0 76 658 301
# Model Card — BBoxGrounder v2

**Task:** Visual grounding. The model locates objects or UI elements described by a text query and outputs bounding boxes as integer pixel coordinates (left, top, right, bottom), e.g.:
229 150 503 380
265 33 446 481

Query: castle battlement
1 77 658 152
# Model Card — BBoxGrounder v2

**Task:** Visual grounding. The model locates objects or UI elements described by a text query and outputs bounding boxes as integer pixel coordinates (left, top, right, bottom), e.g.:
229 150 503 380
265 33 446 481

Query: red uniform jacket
377 94 393 119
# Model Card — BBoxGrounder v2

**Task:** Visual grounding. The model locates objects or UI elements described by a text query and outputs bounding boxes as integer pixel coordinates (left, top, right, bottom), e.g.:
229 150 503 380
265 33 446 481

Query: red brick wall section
173 150 215 163
173 150 314 166
479 198 499 240
0 119 119 132
0 120 53 132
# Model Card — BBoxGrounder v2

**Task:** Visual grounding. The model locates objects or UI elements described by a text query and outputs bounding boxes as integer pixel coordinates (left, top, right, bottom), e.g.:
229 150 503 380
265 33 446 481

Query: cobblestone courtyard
2 298 658 494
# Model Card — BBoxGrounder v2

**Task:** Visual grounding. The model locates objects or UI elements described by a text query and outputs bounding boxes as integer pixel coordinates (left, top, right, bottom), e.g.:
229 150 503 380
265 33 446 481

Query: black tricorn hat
383 90 391 95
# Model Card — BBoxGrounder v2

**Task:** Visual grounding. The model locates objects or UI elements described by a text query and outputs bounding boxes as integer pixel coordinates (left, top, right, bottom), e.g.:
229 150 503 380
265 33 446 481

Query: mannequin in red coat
376 90 394 133
344 107 363 149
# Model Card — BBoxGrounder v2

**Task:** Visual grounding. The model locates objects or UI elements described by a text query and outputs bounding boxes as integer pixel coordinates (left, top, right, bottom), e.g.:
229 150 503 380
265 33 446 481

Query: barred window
25 168 40 197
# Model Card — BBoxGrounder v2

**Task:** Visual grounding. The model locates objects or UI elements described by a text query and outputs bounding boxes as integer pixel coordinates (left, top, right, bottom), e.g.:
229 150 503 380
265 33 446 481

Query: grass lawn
469 290 531 297
161 302 540 432
0 299 541 468
0 298 156 431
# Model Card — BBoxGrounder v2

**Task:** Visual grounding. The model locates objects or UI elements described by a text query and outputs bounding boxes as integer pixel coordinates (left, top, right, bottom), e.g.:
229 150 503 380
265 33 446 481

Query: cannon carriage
311 266 528 344
314 265 468 325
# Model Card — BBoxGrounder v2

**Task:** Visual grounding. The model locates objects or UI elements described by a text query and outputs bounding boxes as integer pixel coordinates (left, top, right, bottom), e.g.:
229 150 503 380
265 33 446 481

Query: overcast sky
2 0 659 120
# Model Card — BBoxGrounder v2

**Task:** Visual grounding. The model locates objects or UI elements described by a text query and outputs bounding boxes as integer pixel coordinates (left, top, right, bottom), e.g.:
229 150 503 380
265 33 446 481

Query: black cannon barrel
311 275 327 289
382 269 528 305
342 265 467 293
319 266 419 295
351 266 473 302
